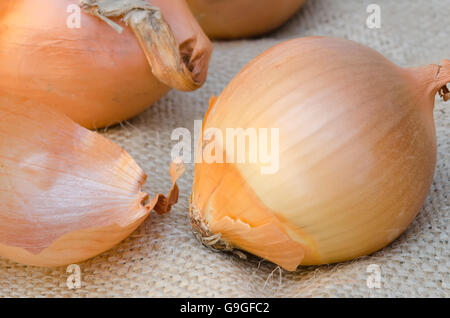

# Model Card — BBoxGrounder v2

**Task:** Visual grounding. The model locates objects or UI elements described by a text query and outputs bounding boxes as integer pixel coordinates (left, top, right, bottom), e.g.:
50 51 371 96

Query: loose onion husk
190 37 450 271
186 0 306 39
0 96 184 267
0 0 212 129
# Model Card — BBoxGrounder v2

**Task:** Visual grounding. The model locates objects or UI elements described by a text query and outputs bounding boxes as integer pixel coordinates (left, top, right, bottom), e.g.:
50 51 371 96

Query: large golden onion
190 37 450 271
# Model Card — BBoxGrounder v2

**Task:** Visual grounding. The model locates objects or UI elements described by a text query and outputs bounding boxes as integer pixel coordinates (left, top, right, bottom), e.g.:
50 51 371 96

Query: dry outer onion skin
186 0 306 39
0 0 212 129
190 37 450 271
0 97 183 267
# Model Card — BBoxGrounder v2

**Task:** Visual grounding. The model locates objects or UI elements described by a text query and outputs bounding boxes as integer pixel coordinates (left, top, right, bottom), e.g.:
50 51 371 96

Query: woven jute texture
1 0 448 297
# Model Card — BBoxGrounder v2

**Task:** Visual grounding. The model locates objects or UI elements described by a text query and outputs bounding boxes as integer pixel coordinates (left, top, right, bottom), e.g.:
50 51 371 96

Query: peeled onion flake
0 97 182 266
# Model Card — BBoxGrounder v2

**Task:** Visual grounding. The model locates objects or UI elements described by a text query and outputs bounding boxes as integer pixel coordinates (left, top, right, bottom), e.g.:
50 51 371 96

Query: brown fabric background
1 0 448 297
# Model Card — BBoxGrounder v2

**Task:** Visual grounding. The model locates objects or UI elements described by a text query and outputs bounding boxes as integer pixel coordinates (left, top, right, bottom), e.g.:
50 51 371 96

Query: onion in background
187 0 306 39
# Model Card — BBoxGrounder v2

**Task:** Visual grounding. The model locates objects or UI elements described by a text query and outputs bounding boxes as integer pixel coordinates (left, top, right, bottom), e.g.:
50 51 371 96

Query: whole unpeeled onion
186 0 306 39
190 37 449 271
0 0 212 129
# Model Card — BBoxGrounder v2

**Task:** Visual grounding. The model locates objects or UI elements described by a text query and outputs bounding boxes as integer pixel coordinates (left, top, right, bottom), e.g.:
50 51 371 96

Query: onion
0 0 212 129
186 0 306 39
190 37 450 271
0 97 184 267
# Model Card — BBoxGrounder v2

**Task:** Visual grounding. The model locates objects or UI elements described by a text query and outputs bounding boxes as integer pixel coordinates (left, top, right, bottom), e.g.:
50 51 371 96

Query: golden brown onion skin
191 37 448 271
0 213 148 267
0 0 211 129
187 0 306 39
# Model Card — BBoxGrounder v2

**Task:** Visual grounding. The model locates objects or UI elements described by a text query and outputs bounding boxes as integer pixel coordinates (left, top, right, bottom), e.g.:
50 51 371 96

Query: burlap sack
0 0 448 297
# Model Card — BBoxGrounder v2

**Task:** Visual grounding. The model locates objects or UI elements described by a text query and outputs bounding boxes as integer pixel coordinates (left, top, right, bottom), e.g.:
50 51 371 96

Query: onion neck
408 60 450 106
436 60 450 101
80 0 212 91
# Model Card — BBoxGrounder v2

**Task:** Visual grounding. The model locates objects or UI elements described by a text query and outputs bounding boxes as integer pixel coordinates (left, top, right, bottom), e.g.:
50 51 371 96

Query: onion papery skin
0 97 180 267
186 0 306 39
0 0 211 129
191 37 449 271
